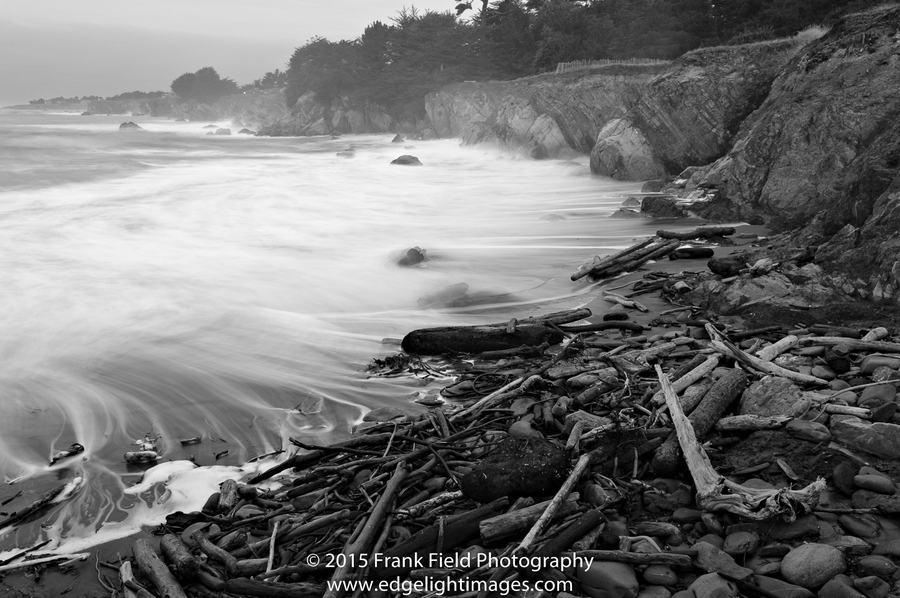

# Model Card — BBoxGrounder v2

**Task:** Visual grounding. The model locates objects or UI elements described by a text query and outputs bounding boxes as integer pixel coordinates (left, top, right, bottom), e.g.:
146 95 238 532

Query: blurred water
0 108 672 552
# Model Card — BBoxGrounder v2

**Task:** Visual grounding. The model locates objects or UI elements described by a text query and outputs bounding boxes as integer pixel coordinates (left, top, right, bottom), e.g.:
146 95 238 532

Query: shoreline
7 220 900 596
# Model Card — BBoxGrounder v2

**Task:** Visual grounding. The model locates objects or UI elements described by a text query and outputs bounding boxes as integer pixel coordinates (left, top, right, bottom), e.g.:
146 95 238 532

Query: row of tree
280 0 882 121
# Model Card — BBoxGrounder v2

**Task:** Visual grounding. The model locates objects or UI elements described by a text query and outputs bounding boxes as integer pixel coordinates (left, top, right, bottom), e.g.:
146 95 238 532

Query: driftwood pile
9 228 900 597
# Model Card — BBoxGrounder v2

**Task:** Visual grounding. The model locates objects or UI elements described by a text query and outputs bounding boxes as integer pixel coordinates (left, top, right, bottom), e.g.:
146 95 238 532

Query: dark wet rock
694 542 753 580
785 419 831 443
753 577 815 598
708 254 747 277
819 576 867 598
854 576 890 598
602 311 630 321
459 437 567 502
723 531 759 557
622 196 642 208
391 155 422 166
837 513 880 539
391 134 404 143
767 514 819 542
854 474 896 495
610 208 648 219
81 111 93 116
578 561 639 598
640 196 686 218
215 128 231 135
118 121 143 131
860 356 900 375
398 246 427 267
417 282 469 308
687 573 738 598
833 462 858 496
740 377 808 418
852 489 900 514
856 555 900 581
238 128 254 134
640 180 664 193
858 384 897 409
203 124 218 129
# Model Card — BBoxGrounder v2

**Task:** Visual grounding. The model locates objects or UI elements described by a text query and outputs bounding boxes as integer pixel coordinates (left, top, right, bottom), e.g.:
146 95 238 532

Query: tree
170 67 238 103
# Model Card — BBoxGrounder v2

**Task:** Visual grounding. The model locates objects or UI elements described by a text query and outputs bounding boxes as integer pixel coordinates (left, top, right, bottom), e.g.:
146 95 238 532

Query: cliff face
425 67 658 159
690 5 900 300
257 93 399 137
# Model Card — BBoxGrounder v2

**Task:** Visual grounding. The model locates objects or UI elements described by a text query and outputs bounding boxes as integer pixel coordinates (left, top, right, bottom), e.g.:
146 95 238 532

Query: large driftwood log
653 368 747 476
707 325 828 386
715 415 791 432
532 509 604 558
650 355 720 405
797 336 900 353
402 324 562 355
572 239 679 281
657 227 736 240
669 247 715 259
656 365 825 521
133 539 189 598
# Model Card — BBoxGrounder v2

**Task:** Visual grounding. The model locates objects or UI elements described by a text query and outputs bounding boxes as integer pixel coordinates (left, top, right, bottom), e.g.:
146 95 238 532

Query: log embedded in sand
669 247 715 259
479 494 580 545
160 533 199 579
571 238 679 280
571 238 656 281
402 324 562 355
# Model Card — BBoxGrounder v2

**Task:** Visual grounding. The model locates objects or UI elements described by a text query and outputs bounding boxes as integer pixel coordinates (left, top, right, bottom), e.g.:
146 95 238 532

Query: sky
0 0 456 106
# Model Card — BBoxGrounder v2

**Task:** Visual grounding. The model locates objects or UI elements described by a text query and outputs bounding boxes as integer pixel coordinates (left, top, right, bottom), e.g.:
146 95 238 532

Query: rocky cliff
257 93 400 137
688 5 900 301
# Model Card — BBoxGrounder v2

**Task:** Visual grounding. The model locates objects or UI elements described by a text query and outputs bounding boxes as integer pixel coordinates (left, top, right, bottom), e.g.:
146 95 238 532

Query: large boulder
590 118 666 181
391 155 422 166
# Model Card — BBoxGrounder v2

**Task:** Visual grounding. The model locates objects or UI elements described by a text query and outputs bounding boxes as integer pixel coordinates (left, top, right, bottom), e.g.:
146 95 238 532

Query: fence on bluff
554 58 671 74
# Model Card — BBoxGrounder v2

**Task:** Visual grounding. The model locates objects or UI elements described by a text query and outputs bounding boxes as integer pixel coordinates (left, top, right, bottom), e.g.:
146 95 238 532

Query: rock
853 489 900 513
610 208 648 218
672 508 703 524
810 365 837 380
638 587 671 598
459 437 565 501
708 255 746 277
873 539 900 557
740 377 808 417
391 154 422 166
780 543 845 589
391 134 404 143
830 416 900 459
856 555 899 581
507 420 543 440
694 542 753 581
118 121 143 131
81 111 93 116
642 564 677 586
722 531 759 557
858 384 897 409
824 535 873 556
767 514 820 541
686 573 738 598
215 128 231 135
578 561 639 598
398 246 427 267
237 128 254 134
753 577 815 598
622 196 642 208
819 577 867 598
860 356 900 375
854 474 896 495
363 406 407 422
590 118 666 181
640 196 686 218
785 419 831 442
833 462 859 495
854 576 890 598
837 513 880 538
641 180 664 193
871 403 898 422
417 282 469 308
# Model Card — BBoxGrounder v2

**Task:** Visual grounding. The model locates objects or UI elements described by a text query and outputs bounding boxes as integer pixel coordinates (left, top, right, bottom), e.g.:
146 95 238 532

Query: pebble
695 533 725 549
860 355 900 375
637 587 671 598
854 474 896 495
856 555 899 581
838 513 881 539
507 420 543 439
694 542 753 581
871 402 898 422
853 576 890 598
578 561 639 598
753 576 815 598
858 384 897 409
811 365 837 380
781 543 846 588
671 507 702 523
853 490 900 513
786 419 831 442
768 514 820 541
758 543 791 557
825 535 874 556
873 538 900 557
642 564 677 586
700 512 724 535
834 462 859 495
819 576 867 598
723 531 759 556
687 573 738 598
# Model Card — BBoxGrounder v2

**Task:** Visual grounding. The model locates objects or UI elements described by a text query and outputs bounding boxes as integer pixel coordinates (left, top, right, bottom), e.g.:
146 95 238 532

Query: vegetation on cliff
281 0 885 120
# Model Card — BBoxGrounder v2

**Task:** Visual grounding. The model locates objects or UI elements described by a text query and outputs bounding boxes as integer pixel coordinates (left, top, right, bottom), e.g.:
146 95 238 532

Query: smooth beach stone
856 555 899 581
507 419 543 439
870 366 900 382
854 474 896 495
687 573 737 598
642 565 677 586
768 514 819 541
830 379 851 391
834 462 859 495
758 543 791 558
740 376 808 417
825 535 874 556
752 560 782 576
786 419 831 442
829 416 900 459
637 587 671 598
860 355 900 375
694 542 753 580
853 490 900 514
753 576 815 598
723 531 759 556
871 402 898 423
853 576 890 598
811 365 837 380
838 513 881 538
700 512 724 536
819 577 867 598
858 384 897 409
695 534 725 549
578 561 639 598
671 507 702 523
741 478 776 490
873 538 900 557
780 543 846 588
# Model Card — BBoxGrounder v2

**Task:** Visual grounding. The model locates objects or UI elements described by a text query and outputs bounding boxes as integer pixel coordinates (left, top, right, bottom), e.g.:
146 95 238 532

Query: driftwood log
657 226 736 240
133 538 189 598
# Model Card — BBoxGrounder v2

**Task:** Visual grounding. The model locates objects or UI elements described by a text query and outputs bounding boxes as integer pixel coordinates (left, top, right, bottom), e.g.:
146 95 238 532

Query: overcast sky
0 0 455 106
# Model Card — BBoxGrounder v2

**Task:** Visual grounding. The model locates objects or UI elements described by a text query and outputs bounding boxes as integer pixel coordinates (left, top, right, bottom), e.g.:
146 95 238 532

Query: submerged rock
119 121 143 131
391 154 422 166
398 246 427 267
